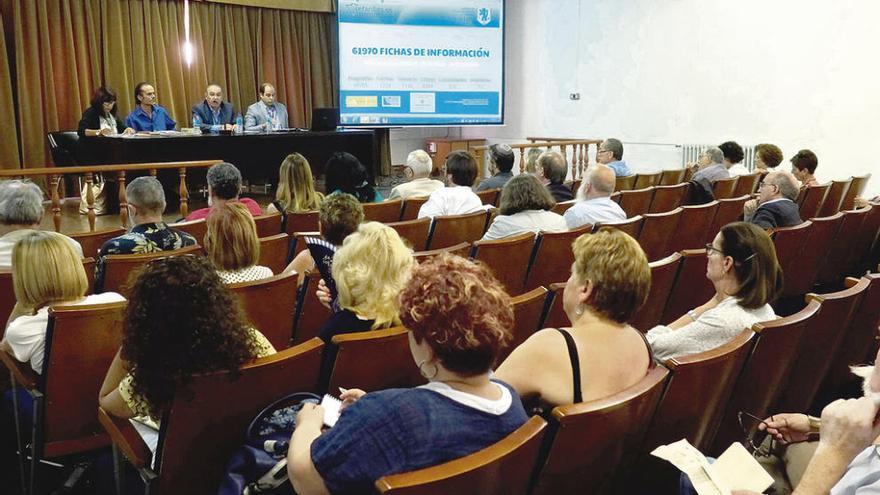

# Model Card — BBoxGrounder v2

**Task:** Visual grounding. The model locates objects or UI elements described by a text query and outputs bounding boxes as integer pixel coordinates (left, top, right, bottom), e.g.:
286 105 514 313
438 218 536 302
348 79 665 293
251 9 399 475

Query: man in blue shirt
191 84 238 133
597 138 633 177
125 82 176 132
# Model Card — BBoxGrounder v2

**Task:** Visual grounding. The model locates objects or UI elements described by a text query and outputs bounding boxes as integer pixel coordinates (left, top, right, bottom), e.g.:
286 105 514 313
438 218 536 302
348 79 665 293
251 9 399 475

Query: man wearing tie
191 84 239 133
125 82 176 132
245 83 289 131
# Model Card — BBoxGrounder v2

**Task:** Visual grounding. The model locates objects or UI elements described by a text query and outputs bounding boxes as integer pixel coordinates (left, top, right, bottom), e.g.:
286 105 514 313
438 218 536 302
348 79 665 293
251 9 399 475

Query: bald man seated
191 84 239 133
744 170 803 230
563 164 627 229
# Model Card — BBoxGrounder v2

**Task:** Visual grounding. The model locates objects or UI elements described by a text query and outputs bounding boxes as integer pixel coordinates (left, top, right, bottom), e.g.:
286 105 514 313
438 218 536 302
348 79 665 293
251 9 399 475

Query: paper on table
320 394 342 428
651 439 726 495
712 442 774 493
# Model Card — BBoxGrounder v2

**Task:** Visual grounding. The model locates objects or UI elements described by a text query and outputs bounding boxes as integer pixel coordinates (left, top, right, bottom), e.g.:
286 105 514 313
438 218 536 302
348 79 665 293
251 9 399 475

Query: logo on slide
476 7 491 26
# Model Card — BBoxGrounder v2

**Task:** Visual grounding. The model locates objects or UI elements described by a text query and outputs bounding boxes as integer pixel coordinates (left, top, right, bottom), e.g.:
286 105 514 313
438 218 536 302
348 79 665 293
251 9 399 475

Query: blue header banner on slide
338 3 501 28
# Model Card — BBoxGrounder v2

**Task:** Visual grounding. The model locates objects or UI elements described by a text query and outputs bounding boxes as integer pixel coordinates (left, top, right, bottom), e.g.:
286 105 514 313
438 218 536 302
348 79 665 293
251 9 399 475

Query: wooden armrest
0 350 38 389
97 407 152 469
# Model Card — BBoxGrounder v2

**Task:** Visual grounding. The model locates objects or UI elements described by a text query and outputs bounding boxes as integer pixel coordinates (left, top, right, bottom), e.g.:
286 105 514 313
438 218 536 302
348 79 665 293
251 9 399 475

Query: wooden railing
473 139 602 180
0 160 222 232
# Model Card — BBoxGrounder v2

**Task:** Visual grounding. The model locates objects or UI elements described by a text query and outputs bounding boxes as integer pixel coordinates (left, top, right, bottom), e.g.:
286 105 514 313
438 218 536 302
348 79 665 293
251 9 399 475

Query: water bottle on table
192 114 202 134
235 115 243 134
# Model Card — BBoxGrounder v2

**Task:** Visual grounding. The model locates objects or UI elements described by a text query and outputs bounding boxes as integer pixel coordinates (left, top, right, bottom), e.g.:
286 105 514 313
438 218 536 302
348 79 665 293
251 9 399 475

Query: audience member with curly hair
496 228 652 409
204 202 273 284
287 253 527 495
98 256 275 434
754 143 784 171
720 140 749 176
482 173 567 240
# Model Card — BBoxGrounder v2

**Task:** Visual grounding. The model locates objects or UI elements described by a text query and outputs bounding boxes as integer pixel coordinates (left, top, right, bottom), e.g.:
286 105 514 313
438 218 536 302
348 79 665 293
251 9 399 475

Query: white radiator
680 144 756 171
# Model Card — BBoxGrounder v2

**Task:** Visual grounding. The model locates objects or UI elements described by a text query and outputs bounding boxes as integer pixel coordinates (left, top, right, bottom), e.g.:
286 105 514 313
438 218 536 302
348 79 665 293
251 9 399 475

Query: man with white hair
744 170 803 229
388 150 445 200
689 146 730 204
563 164 626 229
0 180 82 267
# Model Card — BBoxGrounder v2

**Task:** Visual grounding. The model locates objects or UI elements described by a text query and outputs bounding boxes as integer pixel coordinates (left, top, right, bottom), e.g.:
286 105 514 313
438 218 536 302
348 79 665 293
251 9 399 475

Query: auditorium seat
328 327 424 393
169 219 207 244
475 188 501 206
659 168 686 185
775 278 870 413
770 221 813 302
523 225 591 292
387 217 431 251
818 179 852 217
638 208 682 261
667 201 719 253
775 214 841 309
541 283 569 329
413 242 472 261
816 207 869 288
98 339 324 495
798 183 831 220
594 215 644 239
376 416 548 495
634 172 662 189
498 287 548 363
471 232 536 295
228 271 298 350
69 227 125 258
711 177 737 200
283 210 319 236
615 174 637 191
841 174 871 211
530 365 669 495
852 204 880 275
400 196 430 221
710 301 819 455
630 252 682 332
362 198 403 223
551 199 577 215
708 195 749 240
292 270 332 345
258 233 290 274
662 249 714 324
102 244 203 296
569 179 582 196
618 187 655 217
732 172 760 198
1 300 126 494
253 212 283 238
426 210 490 249
648 183 688 213
47 131 80 167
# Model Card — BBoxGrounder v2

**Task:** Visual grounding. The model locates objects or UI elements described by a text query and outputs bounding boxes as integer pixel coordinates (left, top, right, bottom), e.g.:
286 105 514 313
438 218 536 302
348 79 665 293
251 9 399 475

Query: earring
418 360 438 380
574 305 584 317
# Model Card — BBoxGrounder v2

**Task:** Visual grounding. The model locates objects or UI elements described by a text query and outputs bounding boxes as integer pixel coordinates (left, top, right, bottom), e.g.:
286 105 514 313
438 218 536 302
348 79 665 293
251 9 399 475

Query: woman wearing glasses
646 222 781 361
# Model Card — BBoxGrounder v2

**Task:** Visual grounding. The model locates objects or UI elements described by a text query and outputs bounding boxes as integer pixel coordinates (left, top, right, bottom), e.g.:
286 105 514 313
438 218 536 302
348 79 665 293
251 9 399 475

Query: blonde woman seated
495 228 652 409
481 174 568 241
388 150 445 200
646 222 781 361
267 152 324 215
204 202 273 284
284 193 363 286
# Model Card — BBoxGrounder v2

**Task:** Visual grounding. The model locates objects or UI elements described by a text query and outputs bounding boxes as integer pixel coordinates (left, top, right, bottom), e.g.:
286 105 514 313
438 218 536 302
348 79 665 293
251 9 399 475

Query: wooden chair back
400 196 430 221
69 227 125 258
711 177 737 200
387 217 431 251
253 212 283 238
102 244 202 296
817 207 869 286
551 200 577 215
228 271 298 350
853 204 880 275
413 242 472 262
0 270 15 324
775 278 870 413
771 222 813 300
288 231 321 259
667 201 719 252
476 188 501 206
615 174 637 191
541 283 569 329
781 214 842 301
634 172 662 189
258 233 290 274
630 253 682 332
841 174 871 211
471 232 536 295
169 220 207 245
732 173 761 198
363 199 403 223
618 187 655 217
818 179 852 217
498 287 549 363
283 210 319 236
427 210 490 249
710 301 820 455
594 215 644 239
523 225 591 292
648 183 688 213
328 327 424 393
531 366 669 495
151 340 324 495
292 270 332 345
638 208 682 261
659 168 686 185
662 249 715 324
569 179 582 196
376 416 548 495
798 183 831 220
709 195 749 238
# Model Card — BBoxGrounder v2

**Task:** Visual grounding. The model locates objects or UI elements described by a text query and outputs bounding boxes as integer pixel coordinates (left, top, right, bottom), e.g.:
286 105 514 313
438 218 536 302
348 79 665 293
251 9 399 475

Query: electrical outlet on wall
569 93 581 100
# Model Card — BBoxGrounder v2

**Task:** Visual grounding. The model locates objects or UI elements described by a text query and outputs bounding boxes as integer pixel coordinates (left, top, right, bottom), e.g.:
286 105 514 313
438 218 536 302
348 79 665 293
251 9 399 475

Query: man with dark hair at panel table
192 84 239 134
596 138 633 177
125 82 176 132
743 170 803 230
0 180 82 267
720 140 749 176
537 150 573 202
184 162 263 221
245 83 289 132
475 143 515 191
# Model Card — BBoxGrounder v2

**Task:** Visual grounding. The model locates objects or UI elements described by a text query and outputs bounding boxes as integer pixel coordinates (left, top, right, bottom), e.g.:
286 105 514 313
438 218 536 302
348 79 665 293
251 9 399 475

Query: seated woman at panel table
266 152 324 215
287 253 527 495
284 192 363 287
481 173 567 241
646 222 780 362
495 228 652 410
98 256 275 451
324 152 382 203
204 202 273 284
77 86 134 137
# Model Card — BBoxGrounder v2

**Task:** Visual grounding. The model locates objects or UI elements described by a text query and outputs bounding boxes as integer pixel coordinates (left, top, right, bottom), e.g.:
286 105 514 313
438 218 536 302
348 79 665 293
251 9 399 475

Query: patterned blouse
217 265 274 285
